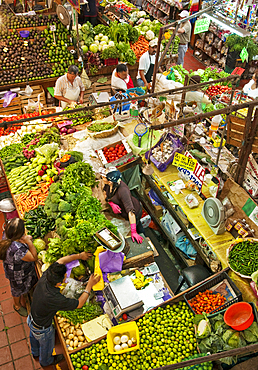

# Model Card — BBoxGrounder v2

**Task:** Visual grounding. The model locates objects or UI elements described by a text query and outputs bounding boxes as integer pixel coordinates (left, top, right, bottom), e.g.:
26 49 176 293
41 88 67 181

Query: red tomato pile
0 112 40 137
114 3 133 12
206 85 231 98
102 143 127 163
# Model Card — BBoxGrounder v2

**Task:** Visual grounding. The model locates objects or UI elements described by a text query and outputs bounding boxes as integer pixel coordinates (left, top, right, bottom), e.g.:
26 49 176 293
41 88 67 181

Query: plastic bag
81 68 91 89
25 93 43 113
35 143 58 161
127 129 161 156
2 91 17 108
62 277 85 299
175 236 197 260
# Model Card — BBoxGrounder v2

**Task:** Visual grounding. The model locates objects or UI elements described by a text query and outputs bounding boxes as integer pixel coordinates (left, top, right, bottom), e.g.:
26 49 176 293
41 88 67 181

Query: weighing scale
103 276 143 318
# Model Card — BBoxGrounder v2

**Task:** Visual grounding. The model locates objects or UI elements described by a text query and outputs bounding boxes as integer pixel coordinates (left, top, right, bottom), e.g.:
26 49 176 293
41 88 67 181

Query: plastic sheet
2 91 17 108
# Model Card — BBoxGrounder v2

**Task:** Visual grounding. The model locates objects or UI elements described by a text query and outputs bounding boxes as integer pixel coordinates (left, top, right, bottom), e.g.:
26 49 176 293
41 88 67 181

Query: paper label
240 47 248 63
194 18 210 34
172 152 197 172
50 25 56 31
177 151 205 191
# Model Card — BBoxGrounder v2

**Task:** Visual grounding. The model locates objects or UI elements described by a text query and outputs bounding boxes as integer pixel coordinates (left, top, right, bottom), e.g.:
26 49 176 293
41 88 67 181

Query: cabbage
72 261 86 277
101 36 108 42
197 319 211 339
251 270 258 283
222 329 235 344
138 10 146 17
34 238 46 253
100 40 107 46
90 43 99 53
38 250 47 263
42 262 51 272
142 19 151 26
228 332 246 348
82 45 88 54
108 41 115 47
142 25 149 32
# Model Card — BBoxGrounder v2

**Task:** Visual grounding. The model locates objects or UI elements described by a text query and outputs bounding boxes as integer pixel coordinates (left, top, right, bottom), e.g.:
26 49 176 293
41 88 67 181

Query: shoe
52 354 65 365
32 355 39 360
13 305 28 317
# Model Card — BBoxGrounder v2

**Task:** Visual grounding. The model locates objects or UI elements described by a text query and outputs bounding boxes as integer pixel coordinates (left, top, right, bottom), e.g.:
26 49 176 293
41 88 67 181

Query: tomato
122 313 128 320
109 147 114 151
82 366 89 370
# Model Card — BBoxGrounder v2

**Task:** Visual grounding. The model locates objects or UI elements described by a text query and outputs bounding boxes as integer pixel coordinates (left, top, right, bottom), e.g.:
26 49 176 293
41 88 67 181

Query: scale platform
103 275 143 318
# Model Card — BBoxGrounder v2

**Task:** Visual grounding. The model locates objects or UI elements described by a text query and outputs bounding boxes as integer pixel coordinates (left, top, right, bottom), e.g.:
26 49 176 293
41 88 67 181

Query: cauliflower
145 30 155 41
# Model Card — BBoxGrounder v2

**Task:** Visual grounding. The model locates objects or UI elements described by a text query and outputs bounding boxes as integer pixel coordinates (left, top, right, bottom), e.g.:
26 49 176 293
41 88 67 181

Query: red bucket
224 302 254 331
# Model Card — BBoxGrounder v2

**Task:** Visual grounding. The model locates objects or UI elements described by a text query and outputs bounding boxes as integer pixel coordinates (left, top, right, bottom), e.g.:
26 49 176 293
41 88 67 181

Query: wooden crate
227 114 258 153
0 96 22 116
83 79 112 104
19 85 46 113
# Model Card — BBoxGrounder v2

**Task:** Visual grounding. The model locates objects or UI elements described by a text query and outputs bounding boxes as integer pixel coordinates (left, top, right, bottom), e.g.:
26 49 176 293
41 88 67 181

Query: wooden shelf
145 0 170 15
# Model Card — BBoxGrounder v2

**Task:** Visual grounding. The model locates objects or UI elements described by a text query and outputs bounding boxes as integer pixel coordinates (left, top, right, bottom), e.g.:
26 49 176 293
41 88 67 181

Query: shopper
111 64 134 92
243 72 258 99
0 218 38 317
177 10 191 66
54 65 85 108
81 0 98 26
100 167 144 243
137 39 158 89
27 252 100 368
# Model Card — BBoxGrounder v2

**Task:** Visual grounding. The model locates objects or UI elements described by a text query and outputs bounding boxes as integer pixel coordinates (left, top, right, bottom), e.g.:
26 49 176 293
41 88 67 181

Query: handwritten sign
177 151 205 191
240 47 248 63
194 18 210 35
172 152 197 172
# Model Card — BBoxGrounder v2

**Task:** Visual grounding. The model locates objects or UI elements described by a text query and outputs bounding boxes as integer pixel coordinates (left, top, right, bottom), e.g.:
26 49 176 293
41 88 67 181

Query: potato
63 331 67 338
69 326 75 334
66 339 70 345
78 336 84 342
59 318 65 324
68 334 74 340
73 336 78 342
75 323 80 329
68 347 73 351
74 339 78 347
66 328 70 337
63 323 70 330
70 340 74 347
78 342 83 347
76 329 83 336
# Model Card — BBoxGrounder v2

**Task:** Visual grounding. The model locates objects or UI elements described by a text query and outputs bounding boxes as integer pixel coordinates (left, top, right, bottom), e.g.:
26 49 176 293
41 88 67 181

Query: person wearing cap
177 10 191 66
136 39 159 89
100 168 144 244
111 64 134 93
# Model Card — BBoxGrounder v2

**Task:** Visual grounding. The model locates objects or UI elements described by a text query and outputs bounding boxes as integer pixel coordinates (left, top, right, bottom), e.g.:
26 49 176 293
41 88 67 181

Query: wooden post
178 74 189 118
151 28 164 94
235 108 258 185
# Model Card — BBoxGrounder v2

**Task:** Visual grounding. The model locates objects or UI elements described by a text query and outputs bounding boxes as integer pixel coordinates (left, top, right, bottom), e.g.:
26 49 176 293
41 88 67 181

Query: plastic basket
126 87 145 98
19 30 30 38
107 321 140 354
104 58 118 66
184 271 242 316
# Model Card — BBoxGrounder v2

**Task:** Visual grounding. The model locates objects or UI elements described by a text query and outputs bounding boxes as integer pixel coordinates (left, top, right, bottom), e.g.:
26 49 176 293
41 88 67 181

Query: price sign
176 152 205 191
172 152 197 172
50 25 56 31
240 47 248 63
194 18 210 34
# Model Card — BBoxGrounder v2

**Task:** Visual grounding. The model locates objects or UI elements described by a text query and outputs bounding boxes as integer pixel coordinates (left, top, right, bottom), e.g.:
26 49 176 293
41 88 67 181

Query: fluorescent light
203 12 249 36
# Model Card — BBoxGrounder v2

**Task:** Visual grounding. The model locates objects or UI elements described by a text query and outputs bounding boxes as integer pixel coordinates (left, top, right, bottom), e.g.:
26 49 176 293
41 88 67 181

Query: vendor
111 64 134 92
137 39 159 90
177 10 191 66
27 252 100 368
101 167 144 244
243 73 258 99
54 65 85 108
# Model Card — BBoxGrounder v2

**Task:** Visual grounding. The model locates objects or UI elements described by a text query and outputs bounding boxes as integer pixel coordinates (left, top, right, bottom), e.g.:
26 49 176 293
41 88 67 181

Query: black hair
46 262 67 286
190 75 201 84
68 65 79 75
0 218 25 260
116 64 128 73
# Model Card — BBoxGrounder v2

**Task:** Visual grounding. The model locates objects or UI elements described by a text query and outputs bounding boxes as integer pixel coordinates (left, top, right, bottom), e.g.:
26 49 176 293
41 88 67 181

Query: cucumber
27 181 37 186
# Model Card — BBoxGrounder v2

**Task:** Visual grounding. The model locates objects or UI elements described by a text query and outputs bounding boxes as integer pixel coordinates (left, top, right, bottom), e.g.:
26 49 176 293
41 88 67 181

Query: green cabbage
72 261 86 277
38 250 47 263
34 238 46 253
197 319 211 339
222 329 235 344
228 332 246 348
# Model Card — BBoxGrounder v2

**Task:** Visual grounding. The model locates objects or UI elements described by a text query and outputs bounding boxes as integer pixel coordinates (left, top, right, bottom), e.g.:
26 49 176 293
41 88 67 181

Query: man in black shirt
27 252 100 367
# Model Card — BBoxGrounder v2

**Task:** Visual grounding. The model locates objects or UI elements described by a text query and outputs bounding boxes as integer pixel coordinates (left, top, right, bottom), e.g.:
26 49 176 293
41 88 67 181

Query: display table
149 163 257 304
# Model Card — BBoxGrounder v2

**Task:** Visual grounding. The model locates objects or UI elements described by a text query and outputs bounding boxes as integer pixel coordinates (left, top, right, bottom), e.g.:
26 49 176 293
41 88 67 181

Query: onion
60 127 68 134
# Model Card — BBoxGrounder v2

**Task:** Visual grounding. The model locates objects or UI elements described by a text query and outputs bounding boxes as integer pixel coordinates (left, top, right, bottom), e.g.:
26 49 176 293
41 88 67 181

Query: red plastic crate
104 58 118 66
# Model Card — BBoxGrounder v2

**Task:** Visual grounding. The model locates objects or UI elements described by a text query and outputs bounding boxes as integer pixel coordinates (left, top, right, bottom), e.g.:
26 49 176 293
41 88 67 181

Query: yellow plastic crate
107 321 140 355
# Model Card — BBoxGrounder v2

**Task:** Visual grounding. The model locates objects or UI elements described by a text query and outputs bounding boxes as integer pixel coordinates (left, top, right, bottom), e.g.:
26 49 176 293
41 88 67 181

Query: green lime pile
70 301 198 370
180 353 213 370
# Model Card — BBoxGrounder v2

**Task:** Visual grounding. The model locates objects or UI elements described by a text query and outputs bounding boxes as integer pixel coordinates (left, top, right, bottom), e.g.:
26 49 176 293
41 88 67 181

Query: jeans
27 315 55 367
177 44 188 66
136 207 145 235
137 78 145 87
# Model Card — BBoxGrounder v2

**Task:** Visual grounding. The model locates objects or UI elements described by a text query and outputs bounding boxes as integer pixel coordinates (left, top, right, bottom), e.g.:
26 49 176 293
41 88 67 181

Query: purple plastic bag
3 91 17 108
65 260 80 279
145 133 184 172
99 249 124 283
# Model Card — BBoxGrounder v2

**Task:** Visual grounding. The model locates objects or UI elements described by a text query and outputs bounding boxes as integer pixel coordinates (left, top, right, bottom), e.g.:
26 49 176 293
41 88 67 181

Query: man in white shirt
177 10 192 66
111 64 134 92
54 65 85 108
137 39 158 89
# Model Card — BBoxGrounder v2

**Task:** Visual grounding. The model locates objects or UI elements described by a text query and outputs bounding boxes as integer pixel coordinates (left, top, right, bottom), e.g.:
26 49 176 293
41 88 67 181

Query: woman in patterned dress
0 218 38 316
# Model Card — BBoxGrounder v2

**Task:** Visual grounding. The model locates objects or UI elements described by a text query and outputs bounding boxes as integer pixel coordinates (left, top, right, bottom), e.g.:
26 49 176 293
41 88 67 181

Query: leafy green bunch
62 161 97 193
226 34 258 61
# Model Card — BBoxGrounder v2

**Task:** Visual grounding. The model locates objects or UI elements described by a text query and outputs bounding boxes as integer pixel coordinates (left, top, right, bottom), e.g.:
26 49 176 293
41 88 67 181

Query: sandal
13 305 28 317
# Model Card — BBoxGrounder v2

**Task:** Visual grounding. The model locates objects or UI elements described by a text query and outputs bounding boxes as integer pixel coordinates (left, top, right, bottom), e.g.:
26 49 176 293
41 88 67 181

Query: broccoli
51 203 59 212
51 193 61 204
45 208 52 218
44 197 52 208
55 217 63 228
58 200 71 213
51 211 60 219
49 182 61 193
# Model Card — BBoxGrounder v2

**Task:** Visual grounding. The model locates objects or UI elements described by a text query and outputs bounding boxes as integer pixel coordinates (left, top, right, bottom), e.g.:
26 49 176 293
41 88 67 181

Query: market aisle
183 50 205 72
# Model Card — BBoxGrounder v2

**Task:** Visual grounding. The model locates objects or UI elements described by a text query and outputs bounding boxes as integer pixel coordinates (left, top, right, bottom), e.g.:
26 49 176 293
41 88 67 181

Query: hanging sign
172 152 197 172
176 152 205 191
240 47 248 63
194 18 210 34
